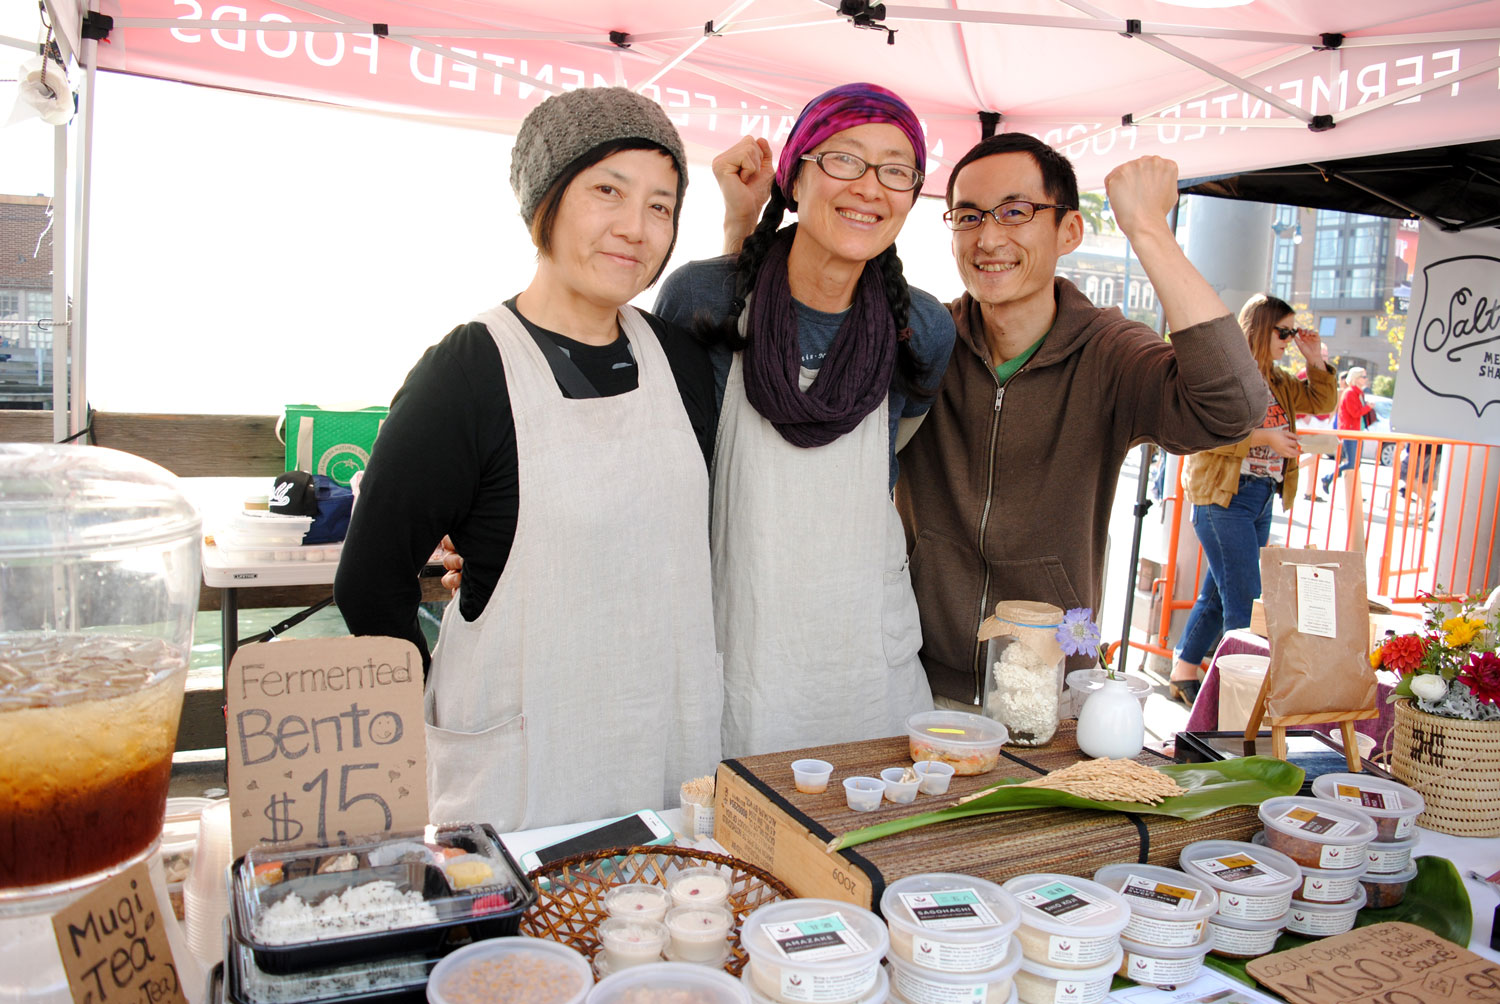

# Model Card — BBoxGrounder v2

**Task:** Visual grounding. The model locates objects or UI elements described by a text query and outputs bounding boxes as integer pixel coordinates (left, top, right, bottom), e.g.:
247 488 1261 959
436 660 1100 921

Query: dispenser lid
0 444 201 557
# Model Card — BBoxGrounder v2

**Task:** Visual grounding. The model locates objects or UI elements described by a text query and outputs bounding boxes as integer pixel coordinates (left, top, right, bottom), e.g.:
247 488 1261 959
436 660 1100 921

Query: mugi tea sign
227 637 428 857
51 859 187 1004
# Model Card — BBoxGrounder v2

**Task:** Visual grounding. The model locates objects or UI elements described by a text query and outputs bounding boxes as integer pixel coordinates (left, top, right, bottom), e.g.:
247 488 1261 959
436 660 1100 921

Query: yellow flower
1369 647 1383 669
1442 615 1483 648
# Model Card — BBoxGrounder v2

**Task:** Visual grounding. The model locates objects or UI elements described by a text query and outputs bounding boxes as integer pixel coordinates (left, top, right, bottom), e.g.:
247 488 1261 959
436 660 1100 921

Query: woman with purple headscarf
655 83 957 758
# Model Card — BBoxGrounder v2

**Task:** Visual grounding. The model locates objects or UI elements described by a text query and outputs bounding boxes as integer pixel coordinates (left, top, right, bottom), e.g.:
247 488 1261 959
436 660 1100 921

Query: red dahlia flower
1380 634 1429 674
1459 651 1500 706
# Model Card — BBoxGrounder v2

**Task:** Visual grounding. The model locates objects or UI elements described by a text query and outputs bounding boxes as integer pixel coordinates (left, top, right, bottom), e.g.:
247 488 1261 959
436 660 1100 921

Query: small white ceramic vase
1076 675 1145 759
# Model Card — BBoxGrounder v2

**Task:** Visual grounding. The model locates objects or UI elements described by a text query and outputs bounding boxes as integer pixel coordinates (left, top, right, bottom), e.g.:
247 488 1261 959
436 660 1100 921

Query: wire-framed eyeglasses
799 151 924 193
943 200 1076 231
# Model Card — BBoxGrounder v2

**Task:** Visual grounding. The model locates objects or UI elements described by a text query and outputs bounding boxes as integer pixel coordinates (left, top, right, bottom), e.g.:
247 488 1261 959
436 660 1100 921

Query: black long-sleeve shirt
334 303 717 670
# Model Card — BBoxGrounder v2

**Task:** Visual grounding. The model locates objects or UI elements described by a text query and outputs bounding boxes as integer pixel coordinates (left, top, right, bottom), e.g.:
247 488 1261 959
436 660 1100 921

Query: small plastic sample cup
913 760 956 795
669 867 733 909
665 904 735 963
603 883 672 923
880 767 921 804
598 917 668 969
791 759 834 794
843 776 884 812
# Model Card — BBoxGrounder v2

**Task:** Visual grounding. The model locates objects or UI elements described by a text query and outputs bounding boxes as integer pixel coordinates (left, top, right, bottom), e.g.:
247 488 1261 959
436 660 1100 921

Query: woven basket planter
1389 698 1500 837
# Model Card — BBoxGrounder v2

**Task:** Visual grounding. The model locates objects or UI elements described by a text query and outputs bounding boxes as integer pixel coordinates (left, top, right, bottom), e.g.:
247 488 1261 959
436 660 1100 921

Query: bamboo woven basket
519 845 795 976
1389 698 1500 837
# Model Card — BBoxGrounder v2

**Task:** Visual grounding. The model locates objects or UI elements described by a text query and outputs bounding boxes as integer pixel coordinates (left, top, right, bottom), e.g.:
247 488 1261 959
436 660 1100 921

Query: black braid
694 188 791 351
878 242 938 403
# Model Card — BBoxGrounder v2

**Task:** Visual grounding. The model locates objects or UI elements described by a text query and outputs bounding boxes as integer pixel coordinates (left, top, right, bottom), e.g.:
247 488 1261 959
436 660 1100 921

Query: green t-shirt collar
994 329 1048 386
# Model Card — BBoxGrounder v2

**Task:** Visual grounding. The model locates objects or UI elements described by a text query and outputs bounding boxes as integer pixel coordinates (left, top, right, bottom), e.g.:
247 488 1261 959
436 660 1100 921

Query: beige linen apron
712 353 932 758
425 304 722 831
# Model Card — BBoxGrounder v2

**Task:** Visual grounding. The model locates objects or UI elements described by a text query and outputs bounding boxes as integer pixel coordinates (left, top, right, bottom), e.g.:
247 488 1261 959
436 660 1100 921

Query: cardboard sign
51 859 188 1004
1247 921 1500 1004
227 637 427 857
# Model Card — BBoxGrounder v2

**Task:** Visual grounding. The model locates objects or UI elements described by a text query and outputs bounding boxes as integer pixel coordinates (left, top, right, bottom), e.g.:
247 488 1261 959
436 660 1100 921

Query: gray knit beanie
510 87 688 226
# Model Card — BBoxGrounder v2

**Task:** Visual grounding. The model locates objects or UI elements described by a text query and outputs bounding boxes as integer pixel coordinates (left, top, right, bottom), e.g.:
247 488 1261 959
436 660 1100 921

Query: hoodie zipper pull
994 386 1005 412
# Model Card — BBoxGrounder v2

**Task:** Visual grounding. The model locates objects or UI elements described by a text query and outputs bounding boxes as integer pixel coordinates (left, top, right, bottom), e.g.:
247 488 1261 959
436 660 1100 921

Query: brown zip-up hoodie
895 278 1269 703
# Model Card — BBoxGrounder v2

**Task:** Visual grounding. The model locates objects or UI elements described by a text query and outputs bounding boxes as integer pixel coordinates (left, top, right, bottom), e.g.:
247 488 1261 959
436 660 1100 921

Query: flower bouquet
1374 592 1500 836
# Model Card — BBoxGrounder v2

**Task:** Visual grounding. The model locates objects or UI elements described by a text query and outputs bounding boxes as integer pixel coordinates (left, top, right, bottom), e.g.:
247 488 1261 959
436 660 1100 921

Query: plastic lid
1310 773 1426 819
741 963 890 1004
1001 873 1131 937
0 444 201 558
1258 796 1377 846
1092 863 1218 922
881 873 1021 944
588 961 750 1004
1119 929 1214 960
427 937 591 1004
905 710 1009 748
1015 946 1124 982
1178 840 1301 895
886 938 1023 983
739 899 888 973
1066 670 1151 697
1360 863 1419 885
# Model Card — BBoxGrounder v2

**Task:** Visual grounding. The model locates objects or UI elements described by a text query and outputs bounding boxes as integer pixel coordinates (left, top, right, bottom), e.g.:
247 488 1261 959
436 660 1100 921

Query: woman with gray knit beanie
336 87 722 832
654 83 957 758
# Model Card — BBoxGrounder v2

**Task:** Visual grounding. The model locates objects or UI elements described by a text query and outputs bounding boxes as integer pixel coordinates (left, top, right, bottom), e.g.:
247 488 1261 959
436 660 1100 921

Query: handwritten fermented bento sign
227 637 428 857
1247 921 1500 1004
51 859 187 1004
1391 225 1500 446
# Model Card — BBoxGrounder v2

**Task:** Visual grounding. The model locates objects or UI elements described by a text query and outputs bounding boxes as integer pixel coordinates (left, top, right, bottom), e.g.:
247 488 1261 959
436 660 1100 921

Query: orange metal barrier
1109 430 1499 664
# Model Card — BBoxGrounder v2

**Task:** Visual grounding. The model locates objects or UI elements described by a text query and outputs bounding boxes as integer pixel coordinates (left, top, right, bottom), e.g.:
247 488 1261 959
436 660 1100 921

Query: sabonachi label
1119 875 1200 912
1189 853 1290 888
1015 882 1111 924
898 889 999 930
763 914 869 962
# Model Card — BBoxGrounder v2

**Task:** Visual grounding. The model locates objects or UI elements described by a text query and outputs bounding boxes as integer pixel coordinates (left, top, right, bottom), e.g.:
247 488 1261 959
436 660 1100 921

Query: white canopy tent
9 0 1500 437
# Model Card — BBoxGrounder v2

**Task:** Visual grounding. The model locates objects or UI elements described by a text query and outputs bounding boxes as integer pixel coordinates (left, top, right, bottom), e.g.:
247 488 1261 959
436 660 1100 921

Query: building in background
0 194 54 408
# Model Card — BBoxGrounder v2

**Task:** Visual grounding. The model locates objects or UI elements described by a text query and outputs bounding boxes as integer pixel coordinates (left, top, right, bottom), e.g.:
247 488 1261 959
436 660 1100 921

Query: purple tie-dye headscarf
775 82 926 209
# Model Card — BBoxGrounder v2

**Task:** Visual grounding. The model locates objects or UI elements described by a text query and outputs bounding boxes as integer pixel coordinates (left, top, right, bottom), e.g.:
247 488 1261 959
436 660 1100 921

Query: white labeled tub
881 873 1020 973
1012 947 1122 1004
1179 840 1301 921
741 899 889 1004
1092 863 1217 948
1365 834 1419 875
1257 796 1375 870
1284 884 1366 938
1116 931 1213 988
1310 772 1425 842
1000 874 1129 969
886 940 1022 1004
1206 911 1288 959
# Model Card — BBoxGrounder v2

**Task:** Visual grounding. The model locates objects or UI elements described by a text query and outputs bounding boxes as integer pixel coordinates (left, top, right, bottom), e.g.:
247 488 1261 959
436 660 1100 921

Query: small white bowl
912 760 956 795
880 767 921 804
843 776 884 812
791 758 834 794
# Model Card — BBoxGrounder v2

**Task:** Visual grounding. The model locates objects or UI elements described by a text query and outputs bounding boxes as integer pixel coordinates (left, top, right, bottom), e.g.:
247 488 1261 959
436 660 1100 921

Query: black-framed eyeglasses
799 151 924 193
1274 325 1298 340
942 201 1076 231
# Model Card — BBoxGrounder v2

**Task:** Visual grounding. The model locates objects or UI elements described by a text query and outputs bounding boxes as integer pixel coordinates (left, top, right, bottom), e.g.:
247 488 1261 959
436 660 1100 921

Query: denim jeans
1323 438 1360 489
1177 475 1277 666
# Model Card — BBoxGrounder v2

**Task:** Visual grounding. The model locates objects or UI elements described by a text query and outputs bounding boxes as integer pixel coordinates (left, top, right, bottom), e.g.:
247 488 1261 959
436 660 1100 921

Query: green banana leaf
1202 856 1474 987
829 756 1305 852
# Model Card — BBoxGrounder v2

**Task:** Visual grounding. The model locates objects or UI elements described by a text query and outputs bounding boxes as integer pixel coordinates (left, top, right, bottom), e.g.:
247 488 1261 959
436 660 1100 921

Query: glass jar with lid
979 600 1066 746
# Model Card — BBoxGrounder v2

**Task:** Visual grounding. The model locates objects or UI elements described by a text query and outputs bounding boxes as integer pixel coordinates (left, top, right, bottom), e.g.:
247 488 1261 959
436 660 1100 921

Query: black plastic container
229 823 535 974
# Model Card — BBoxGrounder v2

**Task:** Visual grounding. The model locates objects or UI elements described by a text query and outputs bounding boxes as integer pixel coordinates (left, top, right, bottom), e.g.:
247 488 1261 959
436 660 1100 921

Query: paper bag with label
1258 547 1376 718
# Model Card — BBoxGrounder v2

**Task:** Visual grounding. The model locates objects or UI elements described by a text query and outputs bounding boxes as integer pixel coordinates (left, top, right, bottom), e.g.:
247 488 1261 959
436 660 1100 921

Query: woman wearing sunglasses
653 83 955 757
1168 294 1337 705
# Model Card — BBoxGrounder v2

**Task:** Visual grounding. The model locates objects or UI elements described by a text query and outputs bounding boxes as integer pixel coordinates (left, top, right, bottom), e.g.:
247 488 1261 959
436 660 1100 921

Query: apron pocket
909 529 986 681
881 561 923 667
424 712 528 832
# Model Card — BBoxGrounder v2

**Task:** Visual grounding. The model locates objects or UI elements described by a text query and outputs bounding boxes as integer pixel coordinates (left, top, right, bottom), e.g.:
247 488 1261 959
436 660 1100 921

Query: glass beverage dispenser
1 444 202 1001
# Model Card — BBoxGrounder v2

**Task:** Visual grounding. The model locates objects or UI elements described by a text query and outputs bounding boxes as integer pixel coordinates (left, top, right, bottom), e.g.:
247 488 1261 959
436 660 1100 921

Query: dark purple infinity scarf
741 230 898 449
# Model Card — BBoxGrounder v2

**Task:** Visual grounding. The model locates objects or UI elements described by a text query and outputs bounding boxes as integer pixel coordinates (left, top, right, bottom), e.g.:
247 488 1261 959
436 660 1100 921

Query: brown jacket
1183 363 1338 509
895 279 1269 703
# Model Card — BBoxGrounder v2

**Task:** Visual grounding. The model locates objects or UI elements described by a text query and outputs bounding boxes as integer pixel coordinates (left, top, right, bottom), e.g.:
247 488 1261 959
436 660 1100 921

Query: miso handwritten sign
1247 921 1500 1004
227 636 427 857
51 859 186 1004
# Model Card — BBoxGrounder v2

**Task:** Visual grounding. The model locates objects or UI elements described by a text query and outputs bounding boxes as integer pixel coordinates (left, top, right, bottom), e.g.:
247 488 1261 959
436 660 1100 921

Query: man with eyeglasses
715 132 1266 707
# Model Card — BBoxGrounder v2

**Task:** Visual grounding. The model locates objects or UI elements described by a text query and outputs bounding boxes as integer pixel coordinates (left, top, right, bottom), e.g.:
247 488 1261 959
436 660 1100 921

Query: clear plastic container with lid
1206 911 1288 959
588 961 752 1004
905 710 1008 776
886 939 1021 1004
1116 931 1213 988
1310 772 1425 842
1257 796 1375 869
741 899 888 1004
227 937 437 1004
881 873 1021 973
1360 863 1419 909
233 823 536 973
1365 833 1419 875
742 964 888 1004
1283 885 1366 938
426 937 592 1004
1091 863 1218 948
1178 840 1300 921
1012 947 1121 1004
1001 874 1131 969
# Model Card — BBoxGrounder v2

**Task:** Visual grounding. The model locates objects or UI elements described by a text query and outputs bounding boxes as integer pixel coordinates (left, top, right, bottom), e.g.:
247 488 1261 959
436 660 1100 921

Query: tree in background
1375 296 1407 374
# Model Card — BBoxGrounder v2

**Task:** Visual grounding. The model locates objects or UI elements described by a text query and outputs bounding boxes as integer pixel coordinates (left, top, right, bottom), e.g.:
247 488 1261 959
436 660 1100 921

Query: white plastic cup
843 776 884 812
604 883 671 922
665 904 734 963
791 758 834 794
913 760 956 795
669 867 733 909
881 767 921 804
598 917 668 968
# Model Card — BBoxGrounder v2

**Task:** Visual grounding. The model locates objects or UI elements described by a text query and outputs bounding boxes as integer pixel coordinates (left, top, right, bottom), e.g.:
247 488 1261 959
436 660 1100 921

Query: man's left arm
1105 157 1267 449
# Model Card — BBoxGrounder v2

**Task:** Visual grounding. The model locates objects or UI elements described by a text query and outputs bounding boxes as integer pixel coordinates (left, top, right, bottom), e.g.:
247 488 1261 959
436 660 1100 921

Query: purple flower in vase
1057 608 1101 657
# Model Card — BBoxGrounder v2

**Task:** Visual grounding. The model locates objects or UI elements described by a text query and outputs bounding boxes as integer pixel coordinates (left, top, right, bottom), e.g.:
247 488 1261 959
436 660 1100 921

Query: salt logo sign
1411 255 1500 416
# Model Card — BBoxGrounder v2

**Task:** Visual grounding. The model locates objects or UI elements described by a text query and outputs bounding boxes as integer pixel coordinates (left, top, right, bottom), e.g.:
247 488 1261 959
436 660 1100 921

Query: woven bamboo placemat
722 721 1260 903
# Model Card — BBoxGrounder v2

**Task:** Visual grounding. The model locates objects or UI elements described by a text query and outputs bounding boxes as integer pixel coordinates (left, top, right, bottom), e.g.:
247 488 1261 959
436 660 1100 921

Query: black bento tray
228 823 536 975
224 934 435 1004
1175 729 1393 794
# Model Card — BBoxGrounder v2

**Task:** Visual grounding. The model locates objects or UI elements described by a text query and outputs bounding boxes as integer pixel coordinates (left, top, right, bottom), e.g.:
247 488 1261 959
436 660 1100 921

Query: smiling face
539 148 679 311
789 122 918 268
949 151 1083 327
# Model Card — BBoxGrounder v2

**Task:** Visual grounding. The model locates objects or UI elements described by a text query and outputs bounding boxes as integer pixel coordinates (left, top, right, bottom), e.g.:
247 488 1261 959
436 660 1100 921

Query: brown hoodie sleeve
1110 313 1270 454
